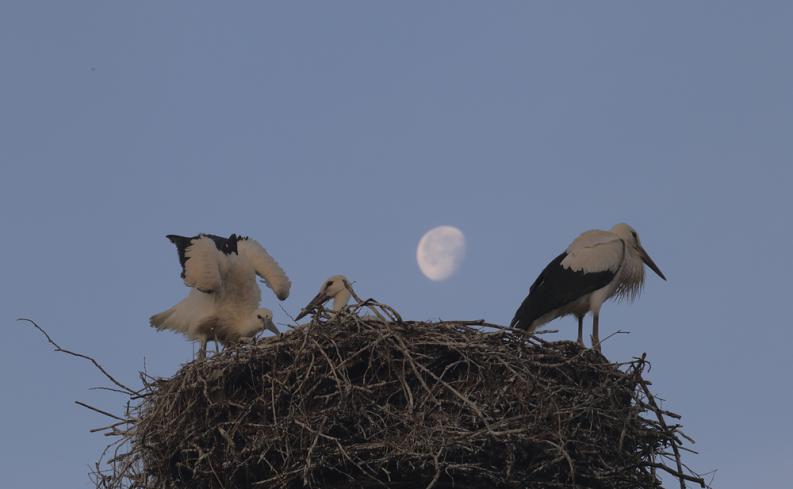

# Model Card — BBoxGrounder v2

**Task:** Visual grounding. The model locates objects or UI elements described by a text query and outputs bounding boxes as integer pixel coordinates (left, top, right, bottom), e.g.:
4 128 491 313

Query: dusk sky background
2 2 791 488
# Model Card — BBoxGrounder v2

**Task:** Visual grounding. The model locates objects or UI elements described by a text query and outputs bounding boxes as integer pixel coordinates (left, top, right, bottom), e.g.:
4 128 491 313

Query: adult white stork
510 223 666 352
294 275 351 321
150 233 291 359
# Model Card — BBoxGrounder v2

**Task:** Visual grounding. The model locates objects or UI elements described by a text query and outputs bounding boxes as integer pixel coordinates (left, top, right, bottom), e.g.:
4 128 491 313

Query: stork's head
251 307 280 336
295 275 351 321
611 223 666 281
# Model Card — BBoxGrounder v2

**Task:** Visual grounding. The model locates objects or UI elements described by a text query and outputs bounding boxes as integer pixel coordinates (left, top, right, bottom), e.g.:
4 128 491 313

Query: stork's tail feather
150 307 176 331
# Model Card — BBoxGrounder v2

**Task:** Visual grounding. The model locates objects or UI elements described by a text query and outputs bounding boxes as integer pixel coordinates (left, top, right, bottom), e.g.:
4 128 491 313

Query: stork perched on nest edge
510 223 666 352
150 233 291 359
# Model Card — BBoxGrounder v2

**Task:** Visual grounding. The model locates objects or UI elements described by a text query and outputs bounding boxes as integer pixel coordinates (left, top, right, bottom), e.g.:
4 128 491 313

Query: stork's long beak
265 318 279 336
294 291 331 321
638 246 667 281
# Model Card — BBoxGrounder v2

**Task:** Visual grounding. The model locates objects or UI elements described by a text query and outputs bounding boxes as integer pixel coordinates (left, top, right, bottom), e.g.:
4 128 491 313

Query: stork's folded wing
562 231 624 274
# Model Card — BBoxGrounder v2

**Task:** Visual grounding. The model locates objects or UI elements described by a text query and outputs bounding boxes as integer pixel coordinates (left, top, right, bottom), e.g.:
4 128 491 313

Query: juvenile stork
150 233 291 359
295 275 351 321
510 223 666 352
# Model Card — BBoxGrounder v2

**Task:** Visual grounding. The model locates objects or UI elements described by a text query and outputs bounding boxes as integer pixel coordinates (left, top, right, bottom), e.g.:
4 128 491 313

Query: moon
416 225 466 281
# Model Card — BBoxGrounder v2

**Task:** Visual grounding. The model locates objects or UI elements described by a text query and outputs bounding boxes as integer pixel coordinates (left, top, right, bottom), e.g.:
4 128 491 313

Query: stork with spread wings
150 233 291 359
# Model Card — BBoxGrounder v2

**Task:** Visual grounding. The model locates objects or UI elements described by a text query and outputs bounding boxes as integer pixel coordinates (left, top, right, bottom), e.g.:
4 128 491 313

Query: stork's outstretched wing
167 234 235 293
237 238 291 300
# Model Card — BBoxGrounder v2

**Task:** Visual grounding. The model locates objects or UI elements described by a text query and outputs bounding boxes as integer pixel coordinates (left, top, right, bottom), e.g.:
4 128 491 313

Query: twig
638 353 706 489
75 401 126 421
18 318 139 395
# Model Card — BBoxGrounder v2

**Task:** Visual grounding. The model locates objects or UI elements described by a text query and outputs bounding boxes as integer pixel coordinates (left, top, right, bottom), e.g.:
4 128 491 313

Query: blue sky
2 2 791 488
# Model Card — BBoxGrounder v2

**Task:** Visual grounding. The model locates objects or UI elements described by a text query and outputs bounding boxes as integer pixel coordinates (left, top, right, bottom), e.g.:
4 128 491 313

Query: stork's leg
198 336 208 361
577 316 585 347
592 313 601 353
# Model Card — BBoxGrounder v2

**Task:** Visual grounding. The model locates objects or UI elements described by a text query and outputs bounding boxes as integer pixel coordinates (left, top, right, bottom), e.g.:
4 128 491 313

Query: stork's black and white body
510 223 666 352
150 233 291 359
295 275 352 321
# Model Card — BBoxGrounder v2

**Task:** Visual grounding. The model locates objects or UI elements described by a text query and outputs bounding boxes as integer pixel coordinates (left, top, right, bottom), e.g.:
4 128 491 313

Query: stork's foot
589 335 602 353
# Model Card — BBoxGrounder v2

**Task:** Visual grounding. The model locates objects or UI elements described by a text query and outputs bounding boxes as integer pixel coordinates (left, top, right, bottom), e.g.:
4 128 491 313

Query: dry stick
18 318 139 396
598 329 630 346
75 401 127 421
424 446 445 489
637 354 706 489
90 420 128 433
345 281 387 321
293 420 385 485
389 334 439 407
544 439 576 483
303 418 325 486
89 386 134 395
399 339 493 432
647 463 710 486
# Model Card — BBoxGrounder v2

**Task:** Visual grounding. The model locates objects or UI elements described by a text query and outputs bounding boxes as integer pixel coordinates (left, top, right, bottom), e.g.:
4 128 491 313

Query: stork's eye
326 281 333 287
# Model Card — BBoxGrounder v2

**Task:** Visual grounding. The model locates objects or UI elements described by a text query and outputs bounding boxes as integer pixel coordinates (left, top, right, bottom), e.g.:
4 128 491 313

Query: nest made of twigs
94 301 707 489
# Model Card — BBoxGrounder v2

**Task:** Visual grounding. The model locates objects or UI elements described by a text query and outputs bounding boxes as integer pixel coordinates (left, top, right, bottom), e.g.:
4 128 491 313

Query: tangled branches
92 302 707 489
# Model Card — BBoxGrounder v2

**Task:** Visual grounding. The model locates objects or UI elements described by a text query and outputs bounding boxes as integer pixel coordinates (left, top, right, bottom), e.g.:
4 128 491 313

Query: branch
17 318 139 396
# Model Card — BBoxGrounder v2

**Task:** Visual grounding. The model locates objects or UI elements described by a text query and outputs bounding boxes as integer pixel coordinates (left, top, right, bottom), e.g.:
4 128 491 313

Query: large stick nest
94 301 707 489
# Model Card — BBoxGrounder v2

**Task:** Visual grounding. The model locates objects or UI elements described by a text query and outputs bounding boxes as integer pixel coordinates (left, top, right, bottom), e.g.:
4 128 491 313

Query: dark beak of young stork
294 290 332 321
264 317 279 336
638 245 667 281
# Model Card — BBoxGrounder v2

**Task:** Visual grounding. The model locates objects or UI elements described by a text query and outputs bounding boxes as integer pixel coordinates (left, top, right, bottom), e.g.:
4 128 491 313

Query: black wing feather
510 252 615 330
204 233 239 255
165 233 239 279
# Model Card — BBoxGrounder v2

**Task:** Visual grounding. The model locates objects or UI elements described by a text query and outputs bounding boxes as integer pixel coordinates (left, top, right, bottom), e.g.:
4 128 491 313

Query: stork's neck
615 243 645 301
332 289 352 312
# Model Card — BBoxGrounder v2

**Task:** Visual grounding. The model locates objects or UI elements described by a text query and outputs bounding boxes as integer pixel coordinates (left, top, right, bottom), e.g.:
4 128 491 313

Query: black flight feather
166 233 240 279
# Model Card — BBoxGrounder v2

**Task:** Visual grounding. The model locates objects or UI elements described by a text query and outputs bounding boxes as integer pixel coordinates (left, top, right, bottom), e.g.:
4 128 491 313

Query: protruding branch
17 318 139 396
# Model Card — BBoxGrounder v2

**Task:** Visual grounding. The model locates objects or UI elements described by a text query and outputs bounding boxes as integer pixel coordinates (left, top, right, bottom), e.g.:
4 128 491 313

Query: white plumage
511 223 666 352
150 233 291 359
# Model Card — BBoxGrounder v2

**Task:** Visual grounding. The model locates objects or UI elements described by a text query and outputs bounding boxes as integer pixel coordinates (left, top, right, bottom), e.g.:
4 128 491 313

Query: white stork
150 233 291 359
510 223 666 352
295 275 351 321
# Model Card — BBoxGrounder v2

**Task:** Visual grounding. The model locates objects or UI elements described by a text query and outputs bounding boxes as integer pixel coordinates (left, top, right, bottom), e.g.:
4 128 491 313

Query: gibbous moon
416 225 466 281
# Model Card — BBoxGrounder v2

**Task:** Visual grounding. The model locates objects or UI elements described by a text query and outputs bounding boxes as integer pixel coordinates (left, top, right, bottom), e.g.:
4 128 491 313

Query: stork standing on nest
295 275 351 321
150 233 291 359
510 223 666 352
